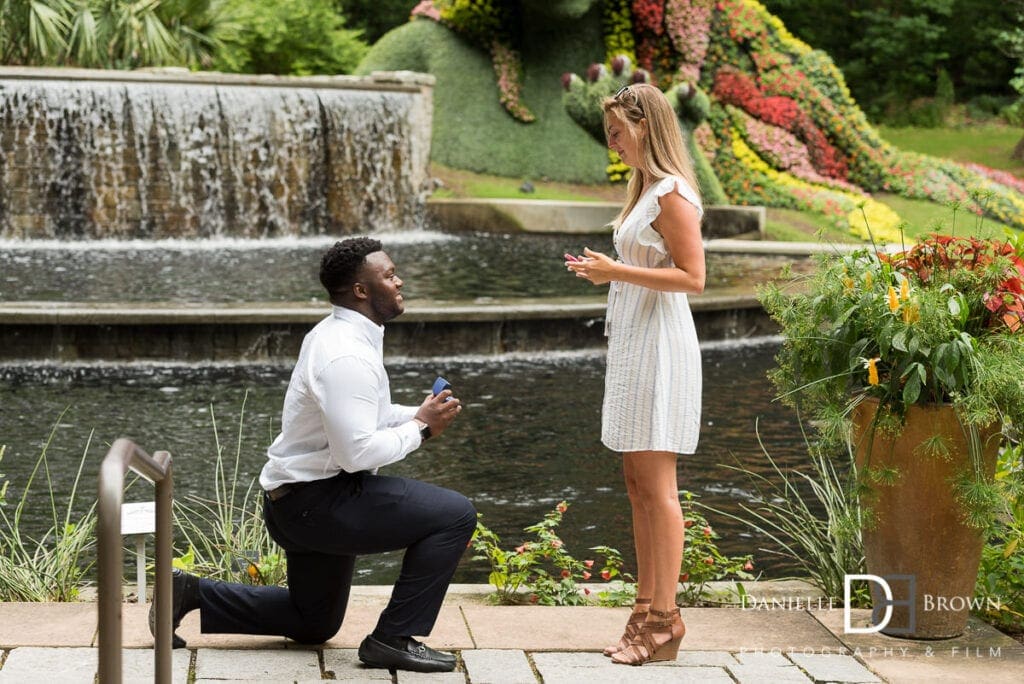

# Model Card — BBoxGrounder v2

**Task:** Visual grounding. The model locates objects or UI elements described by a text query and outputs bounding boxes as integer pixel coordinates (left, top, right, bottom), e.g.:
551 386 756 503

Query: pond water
0 339 817 586
0 232 811 303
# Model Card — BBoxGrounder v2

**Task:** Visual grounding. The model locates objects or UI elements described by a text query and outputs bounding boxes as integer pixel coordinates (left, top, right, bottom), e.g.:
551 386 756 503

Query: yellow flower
247 563 259 580
864 271 873 289
887 286 899 313
900 278 910 301
843 276 855 292
902 302 920 324
862 357 881 386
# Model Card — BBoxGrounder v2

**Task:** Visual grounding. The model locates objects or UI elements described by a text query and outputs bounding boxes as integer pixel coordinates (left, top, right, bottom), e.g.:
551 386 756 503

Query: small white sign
121 501 156 536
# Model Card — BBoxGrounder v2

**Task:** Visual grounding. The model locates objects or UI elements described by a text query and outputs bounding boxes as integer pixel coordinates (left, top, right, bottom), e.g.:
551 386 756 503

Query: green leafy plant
472 495 754 607
678 490 756 606
170 394 286 586
0 419 97 601
471 501 630 606
975 441 1024 633
213 0 367 75
759 218 1024 526
0 0 225 69
712 424 869 605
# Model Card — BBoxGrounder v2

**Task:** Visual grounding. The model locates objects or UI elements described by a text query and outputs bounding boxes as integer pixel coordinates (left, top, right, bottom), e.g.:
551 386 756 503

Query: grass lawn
877 123 1024 176
429 164 625 203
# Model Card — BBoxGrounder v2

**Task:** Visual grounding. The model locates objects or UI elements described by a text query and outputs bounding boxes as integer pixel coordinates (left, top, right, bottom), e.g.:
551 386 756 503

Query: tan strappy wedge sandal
610 607 685 666
602 597 651 657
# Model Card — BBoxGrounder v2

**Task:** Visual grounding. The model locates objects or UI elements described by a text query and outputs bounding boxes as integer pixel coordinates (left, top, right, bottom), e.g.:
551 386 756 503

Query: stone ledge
0 293 759 326
426 198 765 238
0 66 434 92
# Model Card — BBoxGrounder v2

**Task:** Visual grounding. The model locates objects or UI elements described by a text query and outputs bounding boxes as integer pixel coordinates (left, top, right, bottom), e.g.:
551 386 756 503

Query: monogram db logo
843 574 916 635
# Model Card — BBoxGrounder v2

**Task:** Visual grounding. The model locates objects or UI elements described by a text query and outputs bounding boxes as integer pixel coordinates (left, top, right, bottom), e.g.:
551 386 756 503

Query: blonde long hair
602 83 702 230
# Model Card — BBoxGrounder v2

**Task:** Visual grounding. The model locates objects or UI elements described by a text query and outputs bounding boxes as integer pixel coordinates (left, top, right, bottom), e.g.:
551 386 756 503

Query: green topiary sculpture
360 0 1024 238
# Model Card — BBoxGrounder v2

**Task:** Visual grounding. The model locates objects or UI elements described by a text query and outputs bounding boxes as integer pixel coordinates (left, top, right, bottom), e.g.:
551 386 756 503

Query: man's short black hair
319 237 383 301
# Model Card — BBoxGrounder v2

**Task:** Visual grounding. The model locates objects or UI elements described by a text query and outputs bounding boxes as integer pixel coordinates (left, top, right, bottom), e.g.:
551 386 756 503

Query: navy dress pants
195 470 476 644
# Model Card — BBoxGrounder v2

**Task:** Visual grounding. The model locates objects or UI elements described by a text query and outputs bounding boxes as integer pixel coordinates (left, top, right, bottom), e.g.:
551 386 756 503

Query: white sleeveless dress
602 175 703 454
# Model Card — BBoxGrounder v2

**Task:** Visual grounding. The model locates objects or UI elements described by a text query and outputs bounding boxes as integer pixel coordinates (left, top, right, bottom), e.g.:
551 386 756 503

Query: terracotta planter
851 398 999 639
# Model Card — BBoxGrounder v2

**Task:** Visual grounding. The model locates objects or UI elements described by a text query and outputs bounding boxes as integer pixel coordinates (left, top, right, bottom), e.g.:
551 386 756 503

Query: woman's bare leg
623 450 683 613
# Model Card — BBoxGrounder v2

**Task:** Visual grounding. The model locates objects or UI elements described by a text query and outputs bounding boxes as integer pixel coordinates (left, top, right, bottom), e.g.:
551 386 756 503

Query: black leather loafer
148 568 199 649
357 634 457 673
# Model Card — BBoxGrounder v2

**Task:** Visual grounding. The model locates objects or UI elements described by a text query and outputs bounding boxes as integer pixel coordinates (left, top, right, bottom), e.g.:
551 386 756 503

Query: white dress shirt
260 305 421 490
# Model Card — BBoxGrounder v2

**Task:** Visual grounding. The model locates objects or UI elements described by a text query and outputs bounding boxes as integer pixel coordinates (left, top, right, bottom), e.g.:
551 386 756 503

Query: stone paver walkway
1 584 1022 682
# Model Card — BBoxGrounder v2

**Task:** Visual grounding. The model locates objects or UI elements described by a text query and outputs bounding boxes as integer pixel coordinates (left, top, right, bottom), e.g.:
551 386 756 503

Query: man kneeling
150 237 475 673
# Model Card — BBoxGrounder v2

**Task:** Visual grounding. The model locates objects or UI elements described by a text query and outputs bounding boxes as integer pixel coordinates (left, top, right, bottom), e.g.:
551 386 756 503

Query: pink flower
582 571 591 580
743 561 754 571
583 559 594 568
703 526 712 537
550 539 563 549
704 556 714 565
556 502 568 514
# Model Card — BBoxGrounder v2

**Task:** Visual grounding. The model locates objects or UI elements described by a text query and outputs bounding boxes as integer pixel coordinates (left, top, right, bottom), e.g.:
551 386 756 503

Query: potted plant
758 227 1024 638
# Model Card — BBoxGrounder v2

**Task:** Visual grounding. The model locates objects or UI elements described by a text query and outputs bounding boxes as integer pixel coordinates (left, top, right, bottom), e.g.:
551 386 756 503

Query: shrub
677 490 756 606
471 501 630 606
213 0 367 75
338 0 414 44
975 441 1024 633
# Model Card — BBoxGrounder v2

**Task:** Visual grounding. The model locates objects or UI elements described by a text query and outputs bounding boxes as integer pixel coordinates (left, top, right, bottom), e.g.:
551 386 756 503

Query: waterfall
0 69 433 239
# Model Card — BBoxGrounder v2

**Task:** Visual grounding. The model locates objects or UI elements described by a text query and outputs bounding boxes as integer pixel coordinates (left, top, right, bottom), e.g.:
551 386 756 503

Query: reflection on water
0 340 818 585
0 233 809 303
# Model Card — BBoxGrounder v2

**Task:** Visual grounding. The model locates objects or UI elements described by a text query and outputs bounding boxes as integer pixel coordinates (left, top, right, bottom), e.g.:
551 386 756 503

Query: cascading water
0 69 433 239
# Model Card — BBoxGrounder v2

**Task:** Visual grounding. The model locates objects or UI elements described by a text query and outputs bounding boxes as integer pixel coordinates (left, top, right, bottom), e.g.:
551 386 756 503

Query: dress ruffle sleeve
635 176 704 256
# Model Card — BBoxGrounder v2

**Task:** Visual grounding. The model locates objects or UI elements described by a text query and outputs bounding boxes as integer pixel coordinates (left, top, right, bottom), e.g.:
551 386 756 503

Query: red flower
584 587 591 596
712 68 848 179
530 594 539 604
683 519 694 528
556 502 568 514
582 571 591 580
561 569 571 579
583 559 594 568
601 570 612 581
679 572 690 582
703 556 714 565
702 526 712 537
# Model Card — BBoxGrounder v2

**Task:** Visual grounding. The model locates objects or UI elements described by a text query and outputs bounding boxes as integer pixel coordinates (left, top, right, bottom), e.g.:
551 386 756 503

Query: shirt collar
331 305 384 346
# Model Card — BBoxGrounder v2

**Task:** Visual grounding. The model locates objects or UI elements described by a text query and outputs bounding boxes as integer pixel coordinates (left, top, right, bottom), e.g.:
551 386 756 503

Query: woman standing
566 83 704 666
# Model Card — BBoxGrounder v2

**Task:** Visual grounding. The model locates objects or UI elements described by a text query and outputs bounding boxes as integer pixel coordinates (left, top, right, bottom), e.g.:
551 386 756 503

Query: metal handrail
97 438 173 683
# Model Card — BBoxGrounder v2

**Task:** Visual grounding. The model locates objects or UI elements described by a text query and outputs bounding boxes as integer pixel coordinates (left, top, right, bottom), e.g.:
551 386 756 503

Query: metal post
97 453 126 684
97 439 173 684
153 452 173 683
